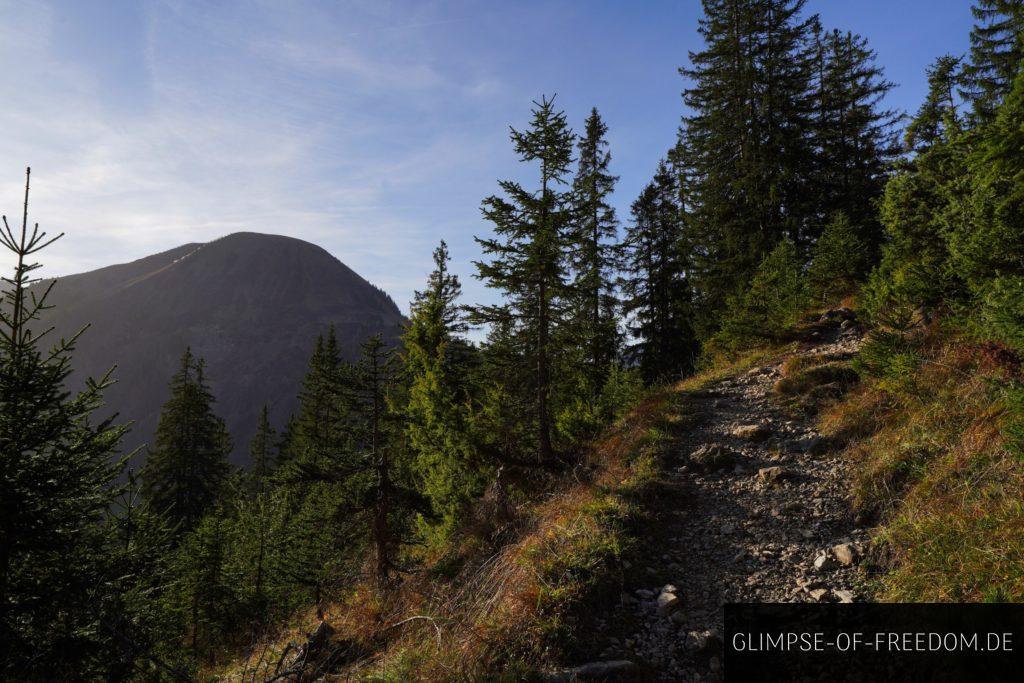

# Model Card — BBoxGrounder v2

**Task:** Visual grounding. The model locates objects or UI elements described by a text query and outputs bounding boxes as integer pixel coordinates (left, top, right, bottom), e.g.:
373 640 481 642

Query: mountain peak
36 235 405 465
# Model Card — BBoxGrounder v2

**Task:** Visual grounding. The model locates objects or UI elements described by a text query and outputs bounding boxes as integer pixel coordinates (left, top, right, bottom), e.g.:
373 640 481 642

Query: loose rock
732 423 772 442
833 543 857 567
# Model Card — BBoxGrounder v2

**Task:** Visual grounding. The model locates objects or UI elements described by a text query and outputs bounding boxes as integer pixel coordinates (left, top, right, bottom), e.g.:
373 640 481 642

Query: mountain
33 232 406 466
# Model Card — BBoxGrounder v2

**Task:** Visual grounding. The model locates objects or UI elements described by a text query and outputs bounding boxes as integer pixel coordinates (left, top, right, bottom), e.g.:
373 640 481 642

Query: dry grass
213 390 674 682
820 333 1024 602
211 347 787 682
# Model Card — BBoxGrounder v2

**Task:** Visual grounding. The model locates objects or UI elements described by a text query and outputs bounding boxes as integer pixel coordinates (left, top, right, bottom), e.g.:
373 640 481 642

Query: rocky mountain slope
34 232 405 466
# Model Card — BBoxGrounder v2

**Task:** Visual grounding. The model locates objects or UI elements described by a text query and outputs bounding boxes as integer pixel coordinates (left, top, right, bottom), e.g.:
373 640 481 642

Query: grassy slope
212 351 776 682
818 321 1024 602
216 311 1024 680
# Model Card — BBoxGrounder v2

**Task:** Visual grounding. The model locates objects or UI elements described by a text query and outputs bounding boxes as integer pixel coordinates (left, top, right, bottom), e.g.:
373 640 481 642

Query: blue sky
0 0 972 314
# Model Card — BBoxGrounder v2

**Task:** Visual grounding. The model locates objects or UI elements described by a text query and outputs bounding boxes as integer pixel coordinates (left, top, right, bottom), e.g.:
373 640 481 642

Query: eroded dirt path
565 318 868 682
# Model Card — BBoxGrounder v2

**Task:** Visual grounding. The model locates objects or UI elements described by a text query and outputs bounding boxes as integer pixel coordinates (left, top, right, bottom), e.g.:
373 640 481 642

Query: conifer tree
677 0 817 329
864 57 971 324
404 242 485 539
299 334 430 587
247 404 276 496
713 238 807 351
953 66 1024 288
963 0 1024 121
807 212 869 302
568 108 621 394
0 169 131 678
905 56 965 152
474 96 575 462
290 327 349 467
620 162 697 382
166 514 237 660
142 348 231 533
812 27 899 250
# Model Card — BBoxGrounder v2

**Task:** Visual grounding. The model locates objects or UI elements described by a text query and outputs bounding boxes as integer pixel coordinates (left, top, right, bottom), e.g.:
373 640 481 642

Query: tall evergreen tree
864 57 971 324
247 405 276 496
298 334 430 587
141 347 231 533
677 0 817 331
404 242 484 539
568 108 621 394
474 96 575 462
963 0 1024 122
289 327 348 467
621 162 697 382
812 26 899 250
0 169 129 678
905 56 965 152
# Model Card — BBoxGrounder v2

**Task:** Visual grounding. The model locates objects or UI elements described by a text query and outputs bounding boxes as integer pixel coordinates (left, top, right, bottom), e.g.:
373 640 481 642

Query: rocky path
563 316 869 682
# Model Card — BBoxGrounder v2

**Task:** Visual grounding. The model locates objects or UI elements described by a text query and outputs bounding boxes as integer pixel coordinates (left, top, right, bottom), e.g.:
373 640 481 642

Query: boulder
732 423 772 442
833 543 857 567
833 589 855 604
689 444 737 472
757 466 788 487
813 552 834 571
657 591 682 616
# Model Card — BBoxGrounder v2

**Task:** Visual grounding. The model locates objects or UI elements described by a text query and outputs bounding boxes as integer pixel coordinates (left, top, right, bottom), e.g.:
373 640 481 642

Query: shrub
708 239 807 353
807 212 869 303
854 331 922 394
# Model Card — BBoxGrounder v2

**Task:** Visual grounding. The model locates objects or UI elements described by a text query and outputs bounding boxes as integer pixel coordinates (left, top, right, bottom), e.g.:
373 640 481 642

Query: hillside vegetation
6 1 1024 681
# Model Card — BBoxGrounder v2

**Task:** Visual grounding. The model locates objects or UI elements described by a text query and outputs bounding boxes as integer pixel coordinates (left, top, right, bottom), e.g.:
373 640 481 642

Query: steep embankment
217 311 869 682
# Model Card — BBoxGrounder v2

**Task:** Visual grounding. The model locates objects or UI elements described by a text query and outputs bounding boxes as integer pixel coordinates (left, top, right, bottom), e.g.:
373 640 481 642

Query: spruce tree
286 327 349 472
812 27 899 251
905 56 965 152
963 0 1024 122
0 169 129 678
620 162 697 383
713 238 808 351
953 66 1024 287
474 96 575 462
677 0 817 330
568 108 621 395
864 57 971 325
142 347 231 533
403 242 485 540
298 334 430 587
247 405 276 496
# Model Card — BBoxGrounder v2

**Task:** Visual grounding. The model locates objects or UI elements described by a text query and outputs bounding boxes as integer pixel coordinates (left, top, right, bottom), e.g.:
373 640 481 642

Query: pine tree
105 469 182 680
677 0 817 329
906 56 965 152
403 242 485 540
0 169 130 678
568 108 621 394
290 327 349 467
963 0 1024 122
953 65 1024 287
166 513 237 660
807 212 869 302
247 405 276 496
298 334 430 587
141 347 231 534
812 27 899 251
712 238 808 351
474 96 575 462
864 57 971 325
620 162 697 383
